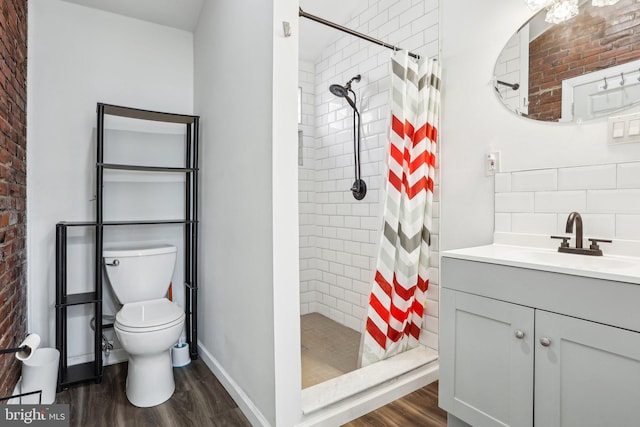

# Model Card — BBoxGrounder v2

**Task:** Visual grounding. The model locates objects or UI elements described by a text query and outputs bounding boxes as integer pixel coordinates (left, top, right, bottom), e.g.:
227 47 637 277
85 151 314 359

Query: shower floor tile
301 313 362 389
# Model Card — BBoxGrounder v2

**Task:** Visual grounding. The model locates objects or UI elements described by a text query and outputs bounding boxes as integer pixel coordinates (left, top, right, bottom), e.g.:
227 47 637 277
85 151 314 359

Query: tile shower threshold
301 346 438 415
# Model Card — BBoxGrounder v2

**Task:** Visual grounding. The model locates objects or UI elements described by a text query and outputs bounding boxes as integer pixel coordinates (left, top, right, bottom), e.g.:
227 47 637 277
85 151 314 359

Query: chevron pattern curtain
360 51 441 367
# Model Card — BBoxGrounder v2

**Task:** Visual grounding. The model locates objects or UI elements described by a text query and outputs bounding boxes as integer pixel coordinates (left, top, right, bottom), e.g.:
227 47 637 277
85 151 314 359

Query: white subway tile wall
299 59 317 316
558 164 616 190
511 169 557 192
495 161 640 239
299 0 440 351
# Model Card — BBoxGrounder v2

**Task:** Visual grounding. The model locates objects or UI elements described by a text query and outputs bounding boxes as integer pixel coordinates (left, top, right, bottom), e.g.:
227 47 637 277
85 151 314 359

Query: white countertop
442 233 640 285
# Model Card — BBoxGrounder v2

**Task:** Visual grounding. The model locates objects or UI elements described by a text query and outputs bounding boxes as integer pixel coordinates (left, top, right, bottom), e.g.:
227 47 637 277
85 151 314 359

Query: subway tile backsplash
495 161 640 239
617 163 640 188
511 169 558 192
558 164 616 190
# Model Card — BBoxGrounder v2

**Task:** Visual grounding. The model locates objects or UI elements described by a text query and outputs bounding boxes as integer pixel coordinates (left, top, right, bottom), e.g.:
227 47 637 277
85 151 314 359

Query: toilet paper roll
16 334 41 361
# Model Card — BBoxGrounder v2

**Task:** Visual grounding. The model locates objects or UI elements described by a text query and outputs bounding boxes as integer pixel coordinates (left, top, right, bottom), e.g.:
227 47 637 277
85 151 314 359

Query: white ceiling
61 0 205 32
62 0 368 61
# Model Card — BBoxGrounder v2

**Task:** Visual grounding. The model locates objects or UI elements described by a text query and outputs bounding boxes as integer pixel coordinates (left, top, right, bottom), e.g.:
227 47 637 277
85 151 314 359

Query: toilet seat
115 298 185 333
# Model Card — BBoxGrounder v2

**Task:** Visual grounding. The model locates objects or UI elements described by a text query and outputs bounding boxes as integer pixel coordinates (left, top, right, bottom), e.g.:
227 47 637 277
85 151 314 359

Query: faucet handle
551 235 570 248
588 238 612 251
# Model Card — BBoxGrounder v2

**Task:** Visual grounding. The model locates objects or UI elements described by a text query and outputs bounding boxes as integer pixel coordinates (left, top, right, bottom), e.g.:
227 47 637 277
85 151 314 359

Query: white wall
440 0 640 251
194 0 300 425
27 0 193 356
300 0 440 351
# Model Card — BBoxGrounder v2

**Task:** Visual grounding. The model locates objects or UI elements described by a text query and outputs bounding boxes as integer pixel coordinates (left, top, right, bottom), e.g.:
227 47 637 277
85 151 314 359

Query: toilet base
125 349 175 407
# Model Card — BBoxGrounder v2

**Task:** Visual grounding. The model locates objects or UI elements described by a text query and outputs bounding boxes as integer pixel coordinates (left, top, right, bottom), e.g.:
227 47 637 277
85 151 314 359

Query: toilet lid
116 298 185 330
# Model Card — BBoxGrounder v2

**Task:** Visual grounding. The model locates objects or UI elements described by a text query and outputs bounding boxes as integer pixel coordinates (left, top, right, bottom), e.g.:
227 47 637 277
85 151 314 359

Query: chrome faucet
551 211 612 256
565 212 583 249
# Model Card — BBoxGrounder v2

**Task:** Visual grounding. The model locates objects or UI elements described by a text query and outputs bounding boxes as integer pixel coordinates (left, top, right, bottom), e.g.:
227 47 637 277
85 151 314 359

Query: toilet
103 244 185 408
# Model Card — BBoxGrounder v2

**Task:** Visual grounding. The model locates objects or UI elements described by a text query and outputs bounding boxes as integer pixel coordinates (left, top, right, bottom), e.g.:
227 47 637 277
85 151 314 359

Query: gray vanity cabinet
439 256 640 427
440 289 534 427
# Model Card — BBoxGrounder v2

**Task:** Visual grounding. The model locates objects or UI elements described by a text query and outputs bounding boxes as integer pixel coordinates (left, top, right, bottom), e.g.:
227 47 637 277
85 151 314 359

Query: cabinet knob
539 337 551 347
514 330 525 339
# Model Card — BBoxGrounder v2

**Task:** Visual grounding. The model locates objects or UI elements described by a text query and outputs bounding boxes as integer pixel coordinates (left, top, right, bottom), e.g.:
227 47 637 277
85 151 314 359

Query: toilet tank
103 244 177 304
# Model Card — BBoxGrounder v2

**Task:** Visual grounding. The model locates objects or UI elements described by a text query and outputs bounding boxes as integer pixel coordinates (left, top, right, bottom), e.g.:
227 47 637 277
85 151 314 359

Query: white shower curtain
360 51 441 367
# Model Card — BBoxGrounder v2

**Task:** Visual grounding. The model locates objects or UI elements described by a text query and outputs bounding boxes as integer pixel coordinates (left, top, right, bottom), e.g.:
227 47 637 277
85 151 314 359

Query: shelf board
98 163 197 173
100 103 198 124
57 220 197 228
59 362 100 388
57 221 97 227
103 219 197 226
59 292 98 307
103 170 187 183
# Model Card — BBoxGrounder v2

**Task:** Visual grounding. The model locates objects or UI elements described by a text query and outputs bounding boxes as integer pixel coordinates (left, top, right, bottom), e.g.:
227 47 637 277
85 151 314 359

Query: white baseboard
197 341 271 427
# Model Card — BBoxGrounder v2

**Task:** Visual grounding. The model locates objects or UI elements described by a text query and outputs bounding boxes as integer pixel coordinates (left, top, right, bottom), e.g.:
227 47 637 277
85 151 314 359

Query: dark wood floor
56 360 251 427
343 381 446 427
56 360 447 426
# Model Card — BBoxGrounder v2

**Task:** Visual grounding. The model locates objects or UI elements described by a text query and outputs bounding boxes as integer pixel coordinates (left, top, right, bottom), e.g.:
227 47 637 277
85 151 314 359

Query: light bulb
545 0 579 24
525 0 555 11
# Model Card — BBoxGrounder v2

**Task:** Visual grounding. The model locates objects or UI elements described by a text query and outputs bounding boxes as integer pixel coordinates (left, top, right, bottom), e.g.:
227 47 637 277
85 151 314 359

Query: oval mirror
494 0 640 123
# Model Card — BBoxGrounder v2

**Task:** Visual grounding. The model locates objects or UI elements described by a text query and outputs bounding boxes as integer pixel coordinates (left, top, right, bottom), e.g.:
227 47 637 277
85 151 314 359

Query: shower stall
298 2 441 391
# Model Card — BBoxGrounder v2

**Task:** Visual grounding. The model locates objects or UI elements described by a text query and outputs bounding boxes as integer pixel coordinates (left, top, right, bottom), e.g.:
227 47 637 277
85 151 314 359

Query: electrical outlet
486 151 501 176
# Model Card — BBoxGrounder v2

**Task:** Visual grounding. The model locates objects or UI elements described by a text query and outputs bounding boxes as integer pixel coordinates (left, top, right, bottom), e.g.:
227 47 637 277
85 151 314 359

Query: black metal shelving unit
56 103 199 390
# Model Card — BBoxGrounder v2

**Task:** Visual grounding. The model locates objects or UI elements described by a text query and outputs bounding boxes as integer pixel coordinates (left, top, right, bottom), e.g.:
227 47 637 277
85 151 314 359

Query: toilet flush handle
105 259 120 267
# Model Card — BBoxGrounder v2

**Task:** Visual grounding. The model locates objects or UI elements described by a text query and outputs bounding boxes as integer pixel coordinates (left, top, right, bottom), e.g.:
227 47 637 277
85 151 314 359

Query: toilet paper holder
0 333 41 360
0 345 26 355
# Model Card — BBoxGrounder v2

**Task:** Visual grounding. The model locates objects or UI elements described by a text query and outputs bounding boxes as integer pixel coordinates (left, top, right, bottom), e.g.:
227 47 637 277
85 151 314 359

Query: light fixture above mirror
545 0 579 24
525 0 620 24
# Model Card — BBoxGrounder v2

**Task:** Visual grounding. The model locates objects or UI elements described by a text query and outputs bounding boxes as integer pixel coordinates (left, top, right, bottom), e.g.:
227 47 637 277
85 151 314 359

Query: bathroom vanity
439 242 640 427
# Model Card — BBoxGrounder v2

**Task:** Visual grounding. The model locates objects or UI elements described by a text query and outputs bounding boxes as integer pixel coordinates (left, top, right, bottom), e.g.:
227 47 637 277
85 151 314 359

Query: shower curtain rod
299 8 420 59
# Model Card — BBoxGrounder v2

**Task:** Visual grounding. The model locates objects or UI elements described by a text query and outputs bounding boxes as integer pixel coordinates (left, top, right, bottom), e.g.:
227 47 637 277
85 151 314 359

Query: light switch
613 121 625 138
608 113 640 145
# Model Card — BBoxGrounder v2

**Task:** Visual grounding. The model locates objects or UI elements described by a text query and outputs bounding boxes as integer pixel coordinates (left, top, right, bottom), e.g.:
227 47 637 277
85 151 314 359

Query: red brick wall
528 0 640 121
0 0 27 400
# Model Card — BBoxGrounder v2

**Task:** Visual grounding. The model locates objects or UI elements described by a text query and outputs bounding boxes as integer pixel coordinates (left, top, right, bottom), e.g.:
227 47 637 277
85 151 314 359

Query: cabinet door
440 289 534 427
535 310 640 427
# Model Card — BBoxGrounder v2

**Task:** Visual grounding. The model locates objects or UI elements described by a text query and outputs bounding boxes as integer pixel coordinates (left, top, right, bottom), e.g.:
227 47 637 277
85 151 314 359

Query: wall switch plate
608 112 640 144
486 151 501 176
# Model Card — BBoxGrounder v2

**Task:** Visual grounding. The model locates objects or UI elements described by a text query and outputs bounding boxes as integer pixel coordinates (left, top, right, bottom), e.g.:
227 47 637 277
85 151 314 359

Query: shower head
329 84 349 98
329 75 361 96
329 74 361 111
